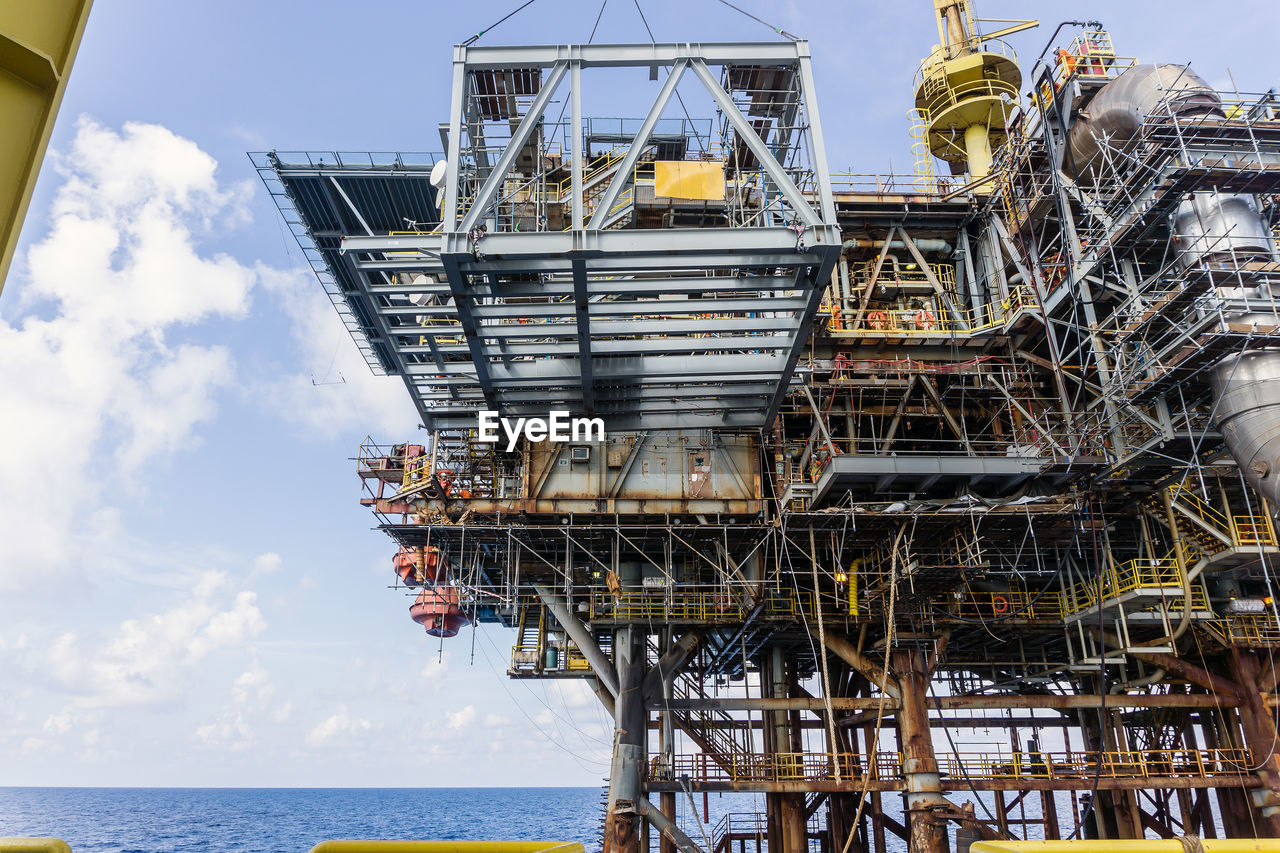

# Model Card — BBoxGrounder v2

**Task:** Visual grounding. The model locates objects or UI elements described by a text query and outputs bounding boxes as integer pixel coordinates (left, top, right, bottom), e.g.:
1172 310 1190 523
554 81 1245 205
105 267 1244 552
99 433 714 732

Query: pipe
1211 351 1280 514
534 585 619 697
964 123 994 184
843 238 953 255
1064 64 1222 183
641 632 698 704
636 799 707 853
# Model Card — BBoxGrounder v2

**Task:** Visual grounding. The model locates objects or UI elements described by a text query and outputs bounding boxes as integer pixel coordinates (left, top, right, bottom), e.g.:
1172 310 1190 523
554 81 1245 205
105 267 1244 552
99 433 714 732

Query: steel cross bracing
269 41 841 431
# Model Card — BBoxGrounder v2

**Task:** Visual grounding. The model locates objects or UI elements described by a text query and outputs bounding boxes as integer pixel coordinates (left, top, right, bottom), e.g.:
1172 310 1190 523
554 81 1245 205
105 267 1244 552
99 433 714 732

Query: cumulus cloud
0 118 256 591
43 570 266 710
254 265 419 438
308 706 373 746
0 116 416 597
446 705 476 730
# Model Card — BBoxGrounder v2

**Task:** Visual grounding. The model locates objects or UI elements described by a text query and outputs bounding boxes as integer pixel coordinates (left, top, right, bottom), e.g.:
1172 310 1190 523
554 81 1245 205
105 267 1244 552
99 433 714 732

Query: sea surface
0 787 614 853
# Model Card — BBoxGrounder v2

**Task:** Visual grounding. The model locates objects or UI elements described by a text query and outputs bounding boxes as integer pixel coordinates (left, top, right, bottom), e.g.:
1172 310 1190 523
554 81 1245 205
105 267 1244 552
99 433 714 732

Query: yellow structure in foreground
973 842 1280 853
0 0 93 291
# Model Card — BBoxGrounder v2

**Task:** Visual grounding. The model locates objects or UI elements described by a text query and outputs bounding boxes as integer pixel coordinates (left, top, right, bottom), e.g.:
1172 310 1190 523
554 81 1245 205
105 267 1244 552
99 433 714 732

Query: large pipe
636 799 707 853
1212 351 1280 512
843 238 953 255
1064 64 1221 183
1068 65 1280 510
534 585 619 698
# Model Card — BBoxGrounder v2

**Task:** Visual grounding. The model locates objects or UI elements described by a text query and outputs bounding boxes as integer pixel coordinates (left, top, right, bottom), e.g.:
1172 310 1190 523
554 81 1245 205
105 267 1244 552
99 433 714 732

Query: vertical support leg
1229 649 1280 836
660 792 678 853
893 650 948 853
606 625 648 853
1040 791 1060 841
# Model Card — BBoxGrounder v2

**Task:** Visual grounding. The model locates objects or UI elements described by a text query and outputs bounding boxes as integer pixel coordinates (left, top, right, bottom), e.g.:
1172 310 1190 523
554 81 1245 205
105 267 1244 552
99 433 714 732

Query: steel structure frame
270 25 1280 853
269 41 841 431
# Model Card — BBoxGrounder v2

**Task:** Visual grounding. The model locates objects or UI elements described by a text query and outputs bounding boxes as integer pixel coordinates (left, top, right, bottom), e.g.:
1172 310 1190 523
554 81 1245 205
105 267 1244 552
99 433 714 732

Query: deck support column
893 650 948 853
1229 648 1280 836
606 625 648 853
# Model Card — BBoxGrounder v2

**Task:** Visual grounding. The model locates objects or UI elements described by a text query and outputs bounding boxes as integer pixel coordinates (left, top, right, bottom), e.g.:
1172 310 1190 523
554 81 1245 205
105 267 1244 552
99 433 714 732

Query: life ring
992 594 1010 615
914 310 937 331
713 593 732 612
867 310 889 330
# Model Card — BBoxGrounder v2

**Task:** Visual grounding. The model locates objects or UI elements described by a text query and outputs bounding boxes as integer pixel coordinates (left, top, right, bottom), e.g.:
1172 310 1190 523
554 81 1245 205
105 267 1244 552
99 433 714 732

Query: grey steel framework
259 41 840 431
264 20 1280 853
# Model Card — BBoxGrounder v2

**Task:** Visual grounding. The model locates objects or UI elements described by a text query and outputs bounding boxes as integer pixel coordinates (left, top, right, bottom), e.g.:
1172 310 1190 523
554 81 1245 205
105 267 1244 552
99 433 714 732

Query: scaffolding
265 13 1280 853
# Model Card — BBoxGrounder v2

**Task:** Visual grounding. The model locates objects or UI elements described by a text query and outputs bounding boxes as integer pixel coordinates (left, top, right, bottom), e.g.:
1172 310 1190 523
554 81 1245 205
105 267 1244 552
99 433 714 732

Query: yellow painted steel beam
0 840 73 853
310 843 585 853
0 0 93 294
973 842 1280 853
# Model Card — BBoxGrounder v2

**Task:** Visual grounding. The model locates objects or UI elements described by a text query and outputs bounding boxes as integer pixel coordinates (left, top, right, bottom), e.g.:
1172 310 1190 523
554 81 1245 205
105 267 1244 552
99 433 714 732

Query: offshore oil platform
255 2 1280 852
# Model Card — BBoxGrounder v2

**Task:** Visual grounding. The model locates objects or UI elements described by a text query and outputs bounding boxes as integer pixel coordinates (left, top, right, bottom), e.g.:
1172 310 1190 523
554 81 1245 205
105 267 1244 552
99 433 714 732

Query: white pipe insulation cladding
1066 63 1280 513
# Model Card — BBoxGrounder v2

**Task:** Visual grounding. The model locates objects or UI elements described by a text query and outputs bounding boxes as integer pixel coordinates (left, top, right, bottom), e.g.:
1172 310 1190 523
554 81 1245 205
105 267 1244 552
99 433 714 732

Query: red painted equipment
410 585 471 638
393 546 449 587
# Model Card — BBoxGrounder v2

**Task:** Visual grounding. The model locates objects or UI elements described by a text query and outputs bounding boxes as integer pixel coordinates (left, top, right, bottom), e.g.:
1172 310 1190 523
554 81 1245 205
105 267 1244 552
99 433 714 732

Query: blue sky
0 0 1277 789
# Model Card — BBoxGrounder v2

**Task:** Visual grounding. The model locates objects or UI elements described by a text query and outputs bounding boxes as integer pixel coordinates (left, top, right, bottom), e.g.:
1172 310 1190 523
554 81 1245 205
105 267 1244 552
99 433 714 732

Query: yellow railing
1049 29 1137 88
1234 514 1277 546
1170 483 1231 530
908 108 936 193
1207 614 1280 647
828 300 1005 338
938 748 1250 781
1169 483 1275 548
589 588 836 623
955 589 1066 622
663 748 1250 784
1061 554 1188 616
916 76 1021 124
402 454 433 493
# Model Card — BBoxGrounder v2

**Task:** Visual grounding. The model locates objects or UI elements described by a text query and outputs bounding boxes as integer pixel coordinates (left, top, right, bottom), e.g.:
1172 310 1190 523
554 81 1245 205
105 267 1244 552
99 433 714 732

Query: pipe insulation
1212 352 1280 513
1068 63 1280 512
1064 64 1221 183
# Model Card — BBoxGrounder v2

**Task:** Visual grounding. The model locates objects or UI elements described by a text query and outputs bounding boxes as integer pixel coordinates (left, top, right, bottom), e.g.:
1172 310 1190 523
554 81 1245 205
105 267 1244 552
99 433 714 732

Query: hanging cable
588 0 608 43
712 0 800 41
632 0 706 153
462 0 540 46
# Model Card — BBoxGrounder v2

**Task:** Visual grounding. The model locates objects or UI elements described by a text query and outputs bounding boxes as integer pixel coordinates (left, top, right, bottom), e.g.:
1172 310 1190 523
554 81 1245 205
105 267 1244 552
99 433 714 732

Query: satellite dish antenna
430 159 448 189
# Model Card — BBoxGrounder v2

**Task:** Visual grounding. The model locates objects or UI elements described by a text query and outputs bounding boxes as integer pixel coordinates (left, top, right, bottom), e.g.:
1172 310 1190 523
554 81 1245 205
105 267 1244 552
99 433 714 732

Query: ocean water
0 787 611 853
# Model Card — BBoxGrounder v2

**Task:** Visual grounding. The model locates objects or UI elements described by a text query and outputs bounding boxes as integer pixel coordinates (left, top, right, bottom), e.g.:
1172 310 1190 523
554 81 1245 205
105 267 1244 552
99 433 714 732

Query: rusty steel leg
893 650 948 853
605 626 647 853
1229 649 1280 836
1201 707 1254 837
660 792 678 853
1040 790 1059 840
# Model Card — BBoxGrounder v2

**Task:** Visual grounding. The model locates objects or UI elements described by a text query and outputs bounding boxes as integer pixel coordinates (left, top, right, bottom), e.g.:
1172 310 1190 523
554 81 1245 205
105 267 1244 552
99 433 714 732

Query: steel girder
271 41 840 430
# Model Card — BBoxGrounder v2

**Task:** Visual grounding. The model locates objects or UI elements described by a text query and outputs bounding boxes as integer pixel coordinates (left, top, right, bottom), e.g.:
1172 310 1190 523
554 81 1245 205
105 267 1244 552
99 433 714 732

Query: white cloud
0 117 257 592
446 705 476 730
307 706 373 746
43 570 266 710
252 552 283 575
254 265 419 438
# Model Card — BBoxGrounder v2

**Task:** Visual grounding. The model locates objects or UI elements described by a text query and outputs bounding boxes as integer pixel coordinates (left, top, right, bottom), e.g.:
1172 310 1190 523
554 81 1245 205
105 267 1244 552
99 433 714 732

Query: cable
462 0 540 46
588 0 608 43
631 0 706 154
712 0 800 41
